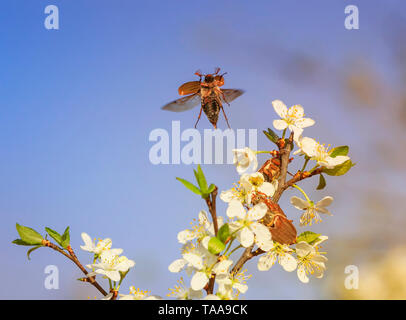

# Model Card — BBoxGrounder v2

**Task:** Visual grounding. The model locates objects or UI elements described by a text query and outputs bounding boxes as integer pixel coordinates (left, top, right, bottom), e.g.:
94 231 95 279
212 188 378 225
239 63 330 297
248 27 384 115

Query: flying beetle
161 68 244 129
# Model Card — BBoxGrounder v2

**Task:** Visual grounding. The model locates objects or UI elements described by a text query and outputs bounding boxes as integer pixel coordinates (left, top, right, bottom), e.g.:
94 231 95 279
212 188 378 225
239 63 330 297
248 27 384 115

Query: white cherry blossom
258 241 297 272
232 148 258 174
300 138 350 169
295 241 328 283
290 196 333 226
227 200 273 250
80 232 122 256
88 250 135 282
272 100 315 137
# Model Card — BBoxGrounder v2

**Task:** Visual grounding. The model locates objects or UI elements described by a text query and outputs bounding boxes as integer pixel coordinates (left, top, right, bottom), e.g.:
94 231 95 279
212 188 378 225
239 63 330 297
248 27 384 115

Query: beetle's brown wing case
178 81 201 96
161 93 201 112
269 215 297 245
221 89 244 103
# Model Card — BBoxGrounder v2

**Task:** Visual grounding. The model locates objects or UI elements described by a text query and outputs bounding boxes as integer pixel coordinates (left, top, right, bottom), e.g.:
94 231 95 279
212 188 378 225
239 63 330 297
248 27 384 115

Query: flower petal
258 182 276 197
237 227 254 248
279 253 297 272
272 100 288 118
297 266 309 283
247 202 268 221
227 199 246 219
290 196 309 210
220 189 234 203
316 196 333 208
168 259 187 273
191 271 209 291
183 253 203 270
234 282 248 294
212 260 233 275
273 119 288 131
258 253 276 271
80 232 94 251
288 104 304 118
177 230 195 244
295 241 314 257
295 117 315 129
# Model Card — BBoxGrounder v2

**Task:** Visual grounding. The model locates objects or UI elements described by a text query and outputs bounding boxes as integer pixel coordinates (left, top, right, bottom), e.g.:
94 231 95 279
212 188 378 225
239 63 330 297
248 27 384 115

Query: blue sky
1 0 404 299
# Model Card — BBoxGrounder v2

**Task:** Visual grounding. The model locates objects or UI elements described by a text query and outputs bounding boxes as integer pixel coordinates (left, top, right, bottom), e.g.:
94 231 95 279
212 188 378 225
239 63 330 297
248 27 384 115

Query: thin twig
42 240 108 296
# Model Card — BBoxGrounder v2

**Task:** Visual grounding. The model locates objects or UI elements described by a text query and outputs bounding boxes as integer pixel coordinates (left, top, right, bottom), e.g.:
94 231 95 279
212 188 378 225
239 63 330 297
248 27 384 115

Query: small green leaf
316 174 326 190
176 178 202 196
12 239 32 246
45 227 63 246
207 184 216 194
323 160 355 176
61 226 70 249
263 128 280 144
27 245 42 260
217 224 230 243
194 165 208 193
208 237 226 255
297 231 321 244
16 224 44 245
329 146 349 158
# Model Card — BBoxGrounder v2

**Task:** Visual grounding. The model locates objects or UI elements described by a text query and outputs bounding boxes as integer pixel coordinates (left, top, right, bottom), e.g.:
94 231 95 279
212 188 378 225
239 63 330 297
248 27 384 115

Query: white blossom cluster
80 232 160 300
168 100 353 298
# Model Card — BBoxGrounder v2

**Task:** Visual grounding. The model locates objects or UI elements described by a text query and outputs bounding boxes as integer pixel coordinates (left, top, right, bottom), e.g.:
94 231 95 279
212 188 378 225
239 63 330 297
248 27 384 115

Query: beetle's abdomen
202 98 220 128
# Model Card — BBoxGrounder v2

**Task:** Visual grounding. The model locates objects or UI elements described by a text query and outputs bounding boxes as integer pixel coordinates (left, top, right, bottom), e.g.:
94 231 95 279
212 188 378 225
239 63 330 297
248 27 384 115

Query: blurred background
1 0 405 299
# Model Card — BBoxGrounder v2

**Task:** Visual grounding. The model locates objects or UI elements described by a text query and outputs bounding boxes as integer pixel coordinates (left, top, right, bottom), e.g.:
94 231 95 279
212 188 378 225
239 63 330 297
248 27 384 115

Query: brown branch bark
205 186 219 236
231 245 254 275
272 133 294 203
42 240 108 296
204 186 219 294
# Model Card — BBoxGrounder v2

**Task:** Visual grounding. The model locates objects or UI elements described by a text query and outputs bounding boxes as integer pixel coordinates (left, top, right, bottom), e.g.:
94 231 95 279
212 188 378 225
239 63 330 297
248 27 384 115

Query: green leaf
297 231 321 244
329 146 349 158
217 224 230 243
61 226 70 249
16 224 44 245
45 227 63 246
263 128 280 144
208 237 226 255
207 184 216 194
194 165 208 193
12 239 33 246
27 245 42 260
323 160 355 176
316 174 326 190
176 178 202 196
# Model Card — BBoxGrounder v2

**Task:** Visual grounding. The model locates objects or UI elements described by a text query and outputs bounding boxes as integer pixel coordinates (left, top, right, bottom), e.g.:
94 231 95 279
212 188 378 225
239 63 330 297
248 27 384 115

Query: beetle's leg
220 105 231 129
195 107 203 128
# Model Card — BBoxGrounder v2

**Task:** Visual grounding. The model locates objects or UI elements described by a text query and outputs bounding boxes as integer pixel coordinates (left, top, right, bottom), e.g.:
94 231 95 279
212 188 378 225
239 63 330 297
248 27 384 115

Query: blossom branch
205 186 219 236
42 240 108 296
272 133 294 203
205 186 218 294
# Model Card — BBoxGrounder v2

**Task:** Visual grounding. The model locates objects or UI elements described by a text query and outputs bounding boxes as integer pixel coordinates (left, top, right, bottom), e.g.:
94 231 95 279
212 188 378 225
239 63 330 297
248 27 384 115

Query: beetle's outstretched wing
221 89 245 103
178 81 201 95
161 93 201 112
